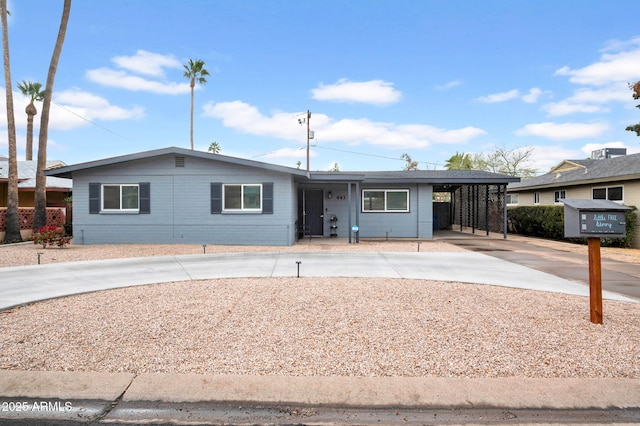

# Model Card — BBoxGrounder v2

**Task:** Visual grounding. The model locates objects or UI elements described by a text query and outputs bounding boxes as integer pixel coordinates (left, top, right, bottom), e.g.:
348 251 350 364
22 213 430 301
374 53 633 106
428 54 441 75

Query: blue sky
2 0 640 174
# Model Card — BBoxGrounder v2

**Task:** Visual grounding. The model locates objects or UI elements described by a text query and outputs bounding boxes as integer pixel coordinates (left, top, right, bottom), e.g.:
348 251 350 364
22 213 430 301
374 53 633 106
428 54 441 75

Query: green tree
183 59 209 150
444 151 474 170
17 80 44 161
1 0 21 242
625 81 640 137
33 0 71 231
208 141 221 154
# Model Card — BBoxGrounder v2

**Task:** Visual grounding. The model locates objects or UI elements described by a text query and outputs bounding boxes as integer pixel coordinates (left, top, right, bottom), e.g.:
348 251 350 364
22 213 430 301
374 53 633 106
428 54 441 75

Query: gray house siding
358 184 433 239
72 154 297 245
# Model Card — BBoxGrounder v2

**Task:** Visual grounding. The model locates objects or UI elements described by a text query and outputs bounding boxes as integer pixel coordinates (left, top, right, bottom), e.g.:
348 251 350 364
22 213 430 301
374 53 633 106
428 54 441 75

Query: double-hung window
506 193 519 205
554 190 566 203
362 189 409 212
223 184 262 212
593 185 623 202
102 184 139 212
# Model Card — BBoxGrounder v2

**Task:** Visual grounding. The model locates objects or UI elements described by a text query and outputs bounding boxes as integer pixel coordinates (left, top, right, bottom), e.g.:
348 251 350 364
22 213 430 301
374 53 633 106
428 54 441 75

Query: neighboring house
0 159 72 207
507 148 640 248
46 147 519 245
0 159 73 240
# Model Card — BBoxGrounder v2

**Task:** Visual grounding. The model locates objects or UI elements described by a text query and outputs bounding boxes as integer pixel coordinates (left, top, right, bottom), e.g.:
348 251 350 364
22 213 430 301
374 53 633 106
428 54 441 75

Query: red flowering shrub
33 226 71 249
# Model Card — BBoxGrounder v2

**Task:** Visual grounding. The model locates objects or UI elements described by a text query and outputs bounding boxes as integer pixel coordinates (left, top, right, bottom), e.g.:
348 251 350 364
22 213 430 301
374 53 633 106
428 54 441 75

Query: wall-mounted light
327 191 333 199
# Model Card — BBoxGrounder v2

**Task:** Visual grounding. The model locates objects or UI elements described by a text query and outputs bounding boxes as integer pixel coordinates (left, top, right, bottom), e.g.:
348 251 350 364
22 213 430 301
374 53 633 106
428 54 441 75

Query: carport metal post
502 184 508 239
348 182 352 244
485 185 489 236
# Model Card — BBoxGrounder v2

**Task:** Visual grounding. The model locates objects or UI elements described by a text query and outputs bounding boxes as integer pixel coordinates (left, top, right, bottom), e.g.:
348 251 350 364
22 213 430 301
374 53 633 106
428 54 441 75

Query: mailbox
562 199 631 238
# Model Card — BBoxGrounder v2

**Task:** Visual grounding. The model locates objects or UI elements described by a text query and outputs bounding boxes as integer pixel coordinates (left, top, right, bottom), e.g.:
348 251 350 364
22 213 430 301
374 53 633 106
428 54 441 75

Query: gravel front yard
0 239 638 378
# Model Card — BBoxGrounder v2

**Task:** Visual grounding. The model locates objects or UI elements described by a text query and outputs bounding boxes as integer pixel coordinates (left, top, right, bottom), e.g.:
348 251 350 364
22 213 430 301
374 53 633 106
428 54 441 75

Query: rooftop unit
591 148 627 160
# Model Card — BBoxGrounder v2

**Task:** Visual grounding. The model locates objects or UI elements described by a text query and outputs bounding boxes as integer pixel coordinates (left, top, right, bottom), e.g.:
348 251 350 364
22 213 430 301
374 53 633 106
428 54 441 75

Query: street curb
2 371 639 410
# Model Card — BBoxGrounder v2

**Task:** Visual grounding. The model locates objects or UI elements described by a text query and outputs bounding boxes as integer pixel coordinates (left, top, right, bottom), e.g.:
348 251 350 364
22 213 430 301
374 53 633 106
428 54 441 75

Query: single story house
1 159 72 240
507 148 640 248
0 159 72 207
46 147 519 245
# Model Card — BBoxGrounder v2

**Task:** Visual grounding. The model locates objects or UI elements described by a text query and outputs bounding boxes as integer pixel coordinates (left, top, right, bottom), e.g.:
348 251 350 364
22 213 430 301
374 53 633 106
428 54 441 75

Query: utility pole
298 110 312 175
305 110 311 174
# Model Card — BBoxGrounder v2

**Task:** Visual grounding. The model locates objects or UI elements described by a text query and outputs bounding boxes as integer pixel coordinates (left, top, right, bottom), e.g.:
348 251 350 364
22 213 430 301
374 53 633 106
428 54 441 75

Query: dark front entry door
300 189 324 236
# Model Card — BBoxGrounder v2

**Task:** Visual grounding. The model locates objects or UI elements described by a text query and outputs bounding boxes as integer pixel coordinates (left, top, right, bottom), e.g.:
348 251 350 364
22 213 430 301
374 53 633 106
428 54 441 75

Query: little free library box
562 199 631 238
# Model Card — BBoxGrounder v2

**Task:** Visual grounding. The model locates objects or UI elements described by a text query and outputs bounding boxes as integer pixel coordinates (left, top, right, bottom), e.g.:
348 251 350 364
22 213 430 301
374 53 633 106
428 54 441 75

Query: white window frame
101 184 139 212
554 190 566 204
361 189 409 212
222 184 263 212
533 192 540 205
592 185 624 203
506 193 519 205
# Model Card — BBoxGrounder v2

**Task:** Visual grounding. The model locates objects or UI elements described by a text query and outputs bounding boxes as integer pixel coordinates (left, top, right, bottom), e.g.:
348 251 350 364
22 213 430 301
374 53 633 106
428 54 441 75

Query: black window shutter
139 182 150 214
89 183 100 214
262 182 273 214
211 182 222 214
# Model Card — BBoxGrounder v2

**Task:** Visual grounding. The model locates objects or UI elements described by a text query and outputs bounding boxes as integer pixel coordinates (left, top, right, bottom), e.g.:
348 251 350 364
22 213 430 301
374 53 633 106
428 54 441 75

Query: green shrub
508 205 637 248
33 225 71 249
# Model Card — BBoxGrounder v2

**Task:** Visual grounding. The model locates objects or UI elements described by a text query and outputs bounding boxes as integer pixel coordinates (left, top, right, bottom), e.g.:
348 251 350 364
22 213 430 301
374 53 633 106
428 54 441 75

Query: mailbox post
562 199 631 324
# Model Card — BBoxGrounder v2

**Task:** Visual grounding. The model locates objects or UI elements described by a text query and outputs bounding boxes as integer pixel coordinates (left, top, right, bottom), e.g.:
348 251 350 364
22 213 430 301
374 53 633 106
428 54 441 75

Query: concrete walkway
1 246 639 423
0 250 636 310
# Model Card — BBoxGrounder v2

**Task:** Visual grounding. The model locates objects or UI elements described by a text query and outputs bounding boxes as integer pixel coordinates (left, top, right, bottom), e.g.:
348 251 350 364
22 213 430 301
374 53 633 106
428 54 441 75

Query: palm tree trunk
25 109 34 161
34 0 71 230
1 0 22 242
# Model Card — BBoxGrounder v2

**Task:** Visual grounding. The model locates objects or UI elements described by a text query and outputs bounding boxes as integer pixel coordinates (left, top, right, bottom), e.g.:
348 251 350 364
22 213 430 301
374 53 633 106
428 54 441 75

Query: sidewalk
1 370 639 423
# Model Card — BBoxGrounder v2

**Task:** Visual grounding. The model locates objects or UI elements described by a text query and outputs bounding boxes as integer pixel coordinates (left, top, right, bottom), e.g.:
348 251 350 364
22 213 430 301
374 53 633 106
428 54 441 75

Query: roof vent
591 148 626 160
175 156 185 167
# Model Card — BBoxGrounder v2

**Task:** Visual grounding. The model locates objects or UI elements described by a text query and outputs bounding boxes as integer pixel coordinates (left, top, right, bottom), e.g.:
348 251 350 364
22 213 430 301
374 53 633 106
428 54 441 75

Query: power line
51 101 124 138
315 145 442 169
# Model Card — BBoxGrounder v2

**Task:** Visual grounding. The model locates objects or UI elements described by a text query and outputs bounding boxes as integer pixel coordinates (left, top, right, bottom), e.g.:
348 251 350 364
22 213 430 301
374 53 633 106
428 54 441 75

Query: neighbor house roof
0 160 72 190
508 152 640 191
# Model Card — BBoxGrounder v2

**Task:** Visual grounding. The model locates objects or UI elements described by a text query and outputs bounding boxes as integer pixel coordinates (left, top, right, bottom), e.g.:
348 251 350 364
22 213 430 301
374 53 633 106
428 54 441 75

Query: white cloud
86 68 190 95
261 147 314 160
435 80 462 90
522 88 543 104
528 145 583 173
203 100 486 149
542 101 609 116
554 41 640 86
53 89 145 126
475 89 520 103
311 78 402 105
580 141 640 157
515 122 609 140
111 50 182 77
0 88 143 132
87 50 192 95
477 88 545 104
542 83 629 116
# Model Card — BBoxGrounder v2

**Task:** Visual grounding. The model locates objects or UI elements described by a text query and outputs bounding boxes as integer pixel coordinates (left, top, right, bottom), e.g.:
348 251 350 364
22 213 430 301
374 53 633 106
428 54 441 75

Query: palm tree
183 59 209 150
208 141 221 154
1 0 21 242
33 0 71 231
445 151 474 170
17 80 44 161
